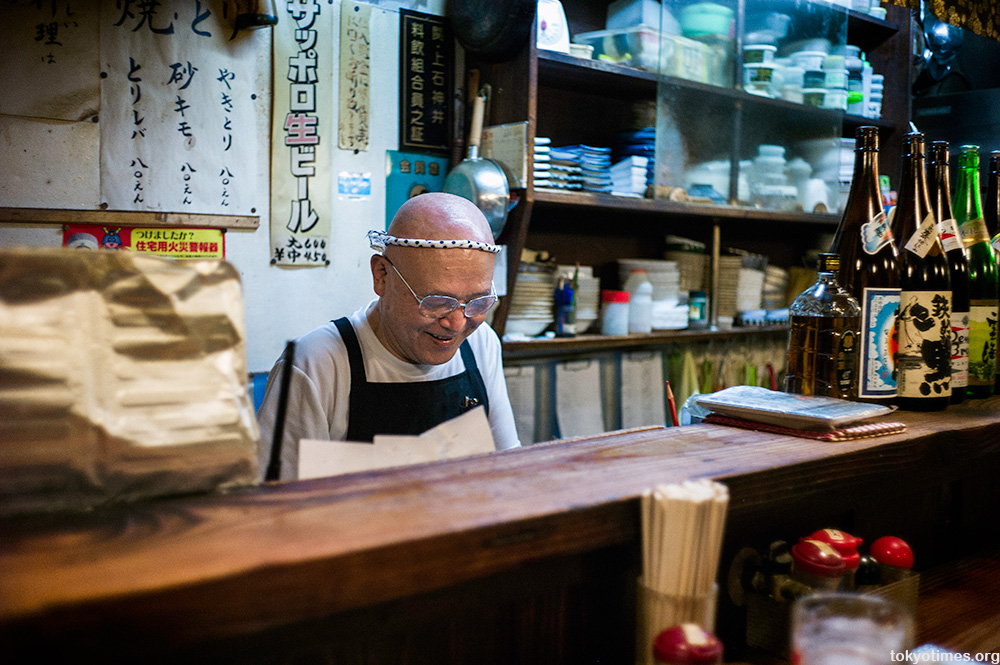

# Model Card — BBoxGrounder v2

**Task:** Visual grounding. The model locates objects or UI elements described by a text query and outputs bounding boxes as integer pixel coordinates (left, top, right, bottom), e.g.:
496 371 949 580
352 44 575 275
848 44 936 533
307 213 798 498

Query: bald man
257 193 520 480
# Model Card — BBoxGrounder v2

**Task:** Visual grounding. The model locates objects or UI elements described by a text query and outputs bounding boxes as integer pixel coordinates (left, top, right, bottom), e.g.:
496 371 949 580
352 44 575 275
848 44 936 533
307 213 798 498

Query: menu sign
398 9 452 155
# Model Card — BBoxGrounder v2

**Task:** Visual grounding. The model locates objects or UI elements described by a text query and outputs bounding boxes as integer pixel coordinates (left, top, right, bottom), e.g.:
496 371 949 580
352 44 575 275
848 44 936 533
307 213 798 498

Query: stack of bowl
504 262 556 337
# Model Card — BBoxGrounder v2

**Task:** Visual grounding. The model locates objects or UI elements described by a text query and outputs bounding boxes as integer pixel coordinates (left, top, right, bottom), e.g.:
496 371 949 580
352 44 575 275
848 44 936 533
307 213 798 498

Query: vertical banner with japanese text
338 0 370 152
98 0 262 215
398 9 452 156
270 0 333 266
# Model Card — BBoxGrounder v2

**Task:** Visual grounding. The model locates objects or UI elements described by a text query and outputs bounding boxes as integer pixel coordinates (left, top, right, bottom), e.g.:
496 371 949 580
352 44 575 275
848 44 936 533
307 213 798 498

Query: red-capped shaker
653 624 723 665
790 539 846 592
802 528 863 589
869 536 914 584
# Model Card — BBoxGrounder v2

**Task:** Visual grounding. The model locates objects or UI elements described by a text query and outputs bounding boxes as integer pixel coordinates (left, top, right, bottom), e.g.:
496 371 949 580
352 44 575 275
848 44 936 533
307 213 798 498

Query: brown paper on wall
0 248 260 516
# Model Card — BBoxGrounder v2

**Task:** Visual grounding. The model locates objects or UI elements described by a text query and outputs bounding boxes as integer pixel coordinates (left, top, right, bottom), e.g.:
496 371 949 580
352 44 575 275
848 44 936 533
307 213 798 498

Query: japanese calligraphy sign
398 9 452 155
0 0 99 121
338 1 370 151
63 224 225 259
98 0 263 215
270 0 333 267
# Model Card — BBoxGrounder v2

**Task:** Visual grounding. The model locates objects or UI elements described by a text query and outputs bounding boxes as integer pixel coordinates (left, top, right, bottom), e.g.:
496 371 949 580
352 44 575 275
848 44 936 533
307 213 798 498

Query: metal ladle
444 89 510 239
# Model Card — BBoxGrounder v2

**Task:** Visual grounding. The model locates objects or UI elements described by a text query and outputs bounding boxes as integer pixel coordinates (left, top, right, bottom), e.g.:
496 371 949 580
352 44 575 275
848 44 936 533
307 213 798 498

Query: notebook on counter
694 386 899 432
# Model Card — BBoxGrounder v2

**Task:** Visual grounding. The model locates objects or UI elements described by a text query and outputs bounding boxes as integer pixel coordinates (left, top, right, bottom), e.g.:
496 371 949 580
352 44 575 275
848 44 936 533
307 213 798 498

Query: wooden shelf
0 208 259 230
532 189 841 226
503 325 789 361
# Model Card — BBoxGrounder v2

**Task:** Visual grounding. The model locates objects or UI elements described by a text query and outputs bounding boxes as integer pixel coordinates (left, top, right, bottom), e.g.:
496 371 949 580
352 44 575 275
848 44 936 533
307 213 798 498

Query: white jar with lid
600 290 630 336
624 269 654 334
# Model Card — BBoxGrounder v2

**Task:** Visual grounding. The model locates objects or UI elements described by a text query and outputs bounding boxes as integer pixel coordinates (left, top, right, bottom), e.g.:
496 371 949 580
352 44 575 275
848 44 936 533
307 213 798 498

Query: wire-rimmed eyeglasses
383 256 497 319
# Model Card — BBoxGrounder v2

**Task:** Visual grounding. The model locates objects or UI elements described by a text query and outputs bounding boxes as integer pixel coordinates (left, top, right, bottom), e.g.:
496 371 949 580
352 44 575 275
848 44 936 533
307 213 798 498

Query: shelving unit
474 0 912 349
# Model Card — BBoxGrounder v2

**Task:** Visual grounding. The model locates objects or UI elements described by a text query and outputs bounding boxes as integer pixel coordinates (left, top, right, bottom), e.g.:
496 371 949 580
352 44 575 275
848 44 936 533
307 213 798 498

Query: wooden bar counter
3 398 1000 663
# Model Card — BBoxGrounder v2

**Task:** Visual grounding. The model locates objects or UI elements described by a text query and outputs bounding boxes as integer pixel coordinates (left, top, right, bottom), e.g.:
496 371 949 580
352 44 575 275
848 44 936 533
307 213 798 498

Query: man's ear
371 254 388 296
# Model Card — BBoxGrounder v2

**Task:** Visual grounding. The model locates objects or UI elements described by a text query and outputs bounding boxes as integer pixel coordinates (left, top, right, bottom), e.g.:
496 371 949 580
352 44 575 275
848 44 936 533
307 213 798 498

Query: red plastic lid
803 529 863 569
870 536 914 569
791 539 846 578
653 624 723 665
602 289 630 303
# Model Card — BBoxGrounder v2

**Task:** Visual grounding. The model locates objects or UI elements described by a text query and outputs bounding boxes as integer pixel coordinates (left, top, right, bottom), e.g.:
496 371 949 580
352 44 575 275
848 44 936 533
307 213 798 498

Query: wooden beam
0 208 259 230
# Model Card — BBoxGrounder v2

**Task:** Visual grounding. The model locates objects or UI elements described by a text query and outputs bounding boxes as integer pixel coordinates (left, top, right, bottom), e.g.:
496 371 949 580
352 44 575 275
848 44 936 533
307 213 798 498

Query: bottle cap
652 624 723 665
791 539 846 578
802 529 862 569
816 253 840 272
928 140 949 163
959 145 980 169
903 132 925 156
869 536 914 569
855 125 879 151
601 290 630 304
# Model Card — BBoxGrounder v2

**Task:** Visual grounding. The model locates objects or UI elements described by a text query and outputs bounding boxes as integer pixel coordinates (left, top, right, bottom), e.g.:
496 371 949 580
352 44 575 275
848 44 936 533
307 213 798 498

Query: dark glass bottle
829 126 900 404
785 253 861 399
927 141 969 404
984 151 1000 391
985 150 1000 238
890 133 951 411
953 145 998 398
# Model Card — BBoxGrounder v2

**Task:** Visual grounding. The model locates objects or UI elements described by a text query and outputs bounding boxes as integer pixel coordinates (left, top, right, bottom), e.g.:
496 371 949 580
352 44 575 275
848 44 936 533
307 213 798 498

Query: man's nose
438 306 467 330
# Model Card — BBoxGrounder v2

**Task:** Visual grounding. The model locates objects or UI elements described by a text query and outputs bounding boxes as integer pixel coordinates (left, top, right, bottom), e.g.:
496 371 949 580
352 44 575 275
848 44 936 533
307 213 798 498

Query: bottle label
860 211 894 255
897 290 952 399
903 212 939 258
858 287 900 398
938 218 963 253
960 217 992 246
967 300 998 386
951 310 970 390
992 234 1000 253
837 329 858 396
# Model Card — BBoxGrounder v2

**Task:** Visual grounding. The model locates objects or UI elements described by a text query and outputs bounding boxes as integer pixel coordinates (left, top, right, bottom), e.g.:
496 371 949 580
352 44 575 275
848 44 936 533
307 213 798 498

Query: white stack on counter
504 262 556 338
618 258 688 330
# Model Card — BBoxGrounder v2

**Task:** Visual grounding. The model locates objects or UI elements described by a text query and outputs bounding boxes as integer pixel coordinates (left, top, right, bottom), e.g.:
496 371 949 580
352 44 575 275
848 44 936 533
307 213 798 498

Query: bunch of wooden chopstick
637 479 729 662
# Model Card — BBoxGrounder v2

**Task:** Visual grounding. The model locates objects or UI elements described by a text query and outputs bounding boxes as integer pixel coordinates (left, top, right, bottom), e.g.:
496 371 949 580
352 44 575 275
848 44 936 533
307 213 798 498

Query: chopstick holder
637 479 729 665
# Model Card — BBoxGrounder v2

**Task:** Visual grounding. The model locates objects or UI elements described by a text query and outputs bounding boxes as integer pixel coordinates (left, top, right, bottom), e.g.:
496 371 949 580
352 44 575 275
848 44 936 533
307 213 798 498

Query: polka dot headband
367 229 500 254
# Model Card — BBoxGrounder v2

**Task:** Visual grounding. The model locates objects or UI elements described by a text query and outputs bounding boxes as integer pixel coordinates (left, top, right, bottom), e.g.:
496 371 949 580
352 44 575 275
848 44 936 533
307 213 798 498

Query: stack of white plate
762 265 789 310
505 262 556 337
557 264 601 333
618 259 687 329
736 267 766 313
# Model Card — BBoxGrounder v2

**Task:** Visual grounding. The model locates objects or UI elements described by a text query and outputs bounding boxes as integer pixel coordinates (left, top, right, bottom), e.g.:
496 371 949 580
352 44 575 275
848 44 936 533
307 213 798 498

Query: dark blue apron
333 317 490 442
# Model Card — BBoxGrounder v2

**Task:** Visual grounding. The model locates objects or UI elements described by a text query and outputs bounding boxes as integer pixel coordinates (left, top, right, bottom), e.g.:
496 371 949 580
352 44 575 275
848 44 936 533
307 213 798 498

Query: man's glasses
383 257 497 319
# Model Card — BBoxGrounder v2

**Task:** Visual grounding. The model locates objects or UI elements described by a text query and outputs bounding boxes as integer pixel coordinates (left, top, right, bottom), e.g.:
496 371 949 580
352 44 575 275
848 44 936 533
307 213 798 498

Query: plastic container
689 290 709 329
802 88 825 107
743 44 776 64
790 50 826 70
606 0 661 30
601 290 631 335
679 2 734 38
824 68 848 89
573 25 662 69
744 63 776 95
802 529 863 589
625 269 654 333
802 69 825 88
822 88 848 109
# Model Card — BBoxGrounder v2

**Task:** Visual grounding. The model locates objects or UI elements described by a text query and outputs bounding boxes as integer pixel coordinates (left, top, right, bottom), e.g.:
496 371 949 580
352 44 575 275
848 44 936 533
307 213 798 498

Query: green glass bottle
954 145 999 398
891 133 951 411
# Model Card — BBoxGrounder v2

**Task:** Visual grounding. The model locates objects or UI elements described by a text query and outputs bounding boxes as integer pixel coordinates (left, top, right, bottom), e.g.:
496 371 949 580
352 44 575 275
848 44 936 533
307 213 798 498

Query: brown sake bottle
829 126 900 404
890 133 951 411
926 141 969 404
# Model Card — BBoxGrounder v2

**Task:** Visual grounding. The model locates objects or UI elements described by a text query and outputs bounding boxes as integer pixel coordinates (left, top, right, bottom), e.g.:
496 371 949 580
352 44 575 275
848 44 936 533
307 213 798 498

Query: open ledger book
694 386 898 432
297 406 497 480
